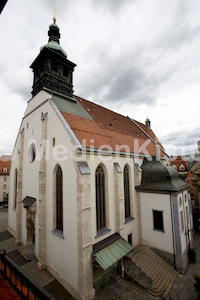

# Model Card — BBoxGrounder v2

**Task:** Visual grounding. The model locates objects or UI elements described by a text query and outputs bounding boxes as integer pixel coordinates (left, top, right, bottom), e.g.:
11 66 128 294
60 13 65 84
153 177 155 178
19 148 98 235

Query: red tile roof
60 96 167 157
170 156 189 171
0 156 11 174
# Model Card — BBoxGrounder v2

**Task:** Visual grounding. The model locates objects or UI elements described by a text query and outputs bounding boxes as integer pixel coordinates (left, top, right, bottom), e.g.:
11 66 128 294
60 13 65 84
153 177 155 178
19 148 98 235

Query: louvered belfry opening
124 165 131 219
56 166 63 231
96 165 106 231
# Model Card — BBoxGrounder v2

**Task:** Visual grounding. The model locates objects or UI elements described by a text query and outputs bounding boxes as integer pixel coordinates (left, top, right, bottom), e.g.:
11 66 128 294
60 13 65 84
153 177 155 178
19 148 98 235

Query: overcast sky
0 0 200 156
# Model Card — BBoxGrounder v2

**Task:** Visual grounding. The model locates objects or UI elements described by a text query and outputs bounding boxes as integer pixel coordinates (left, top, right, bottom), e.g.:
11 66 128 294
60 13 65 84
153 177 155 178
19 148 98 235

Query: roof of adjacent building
52 94 167 157
137 156 189 192
170 156 189 172
0 155 11 175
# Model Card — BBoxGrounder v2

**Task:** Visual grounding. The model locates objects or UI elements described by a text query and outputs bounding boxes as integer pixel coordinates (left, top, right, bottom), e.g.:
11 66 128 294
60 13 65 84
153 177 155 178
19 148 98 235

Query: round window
29 143 36 162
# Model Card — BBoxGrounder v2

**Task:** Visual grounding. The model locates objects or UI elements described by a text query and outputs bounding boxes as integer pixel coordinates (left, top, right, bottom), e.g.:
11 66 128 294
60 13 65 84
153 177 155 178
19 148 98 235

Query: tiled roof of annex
59 95 167 157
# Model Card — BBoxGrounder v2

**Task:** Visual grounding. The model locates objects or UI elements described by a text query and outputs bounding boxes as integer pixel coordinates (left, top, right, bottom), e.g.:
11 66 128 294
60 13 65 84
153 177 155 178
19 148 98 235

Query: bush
194 274 200 296
188 248 196 263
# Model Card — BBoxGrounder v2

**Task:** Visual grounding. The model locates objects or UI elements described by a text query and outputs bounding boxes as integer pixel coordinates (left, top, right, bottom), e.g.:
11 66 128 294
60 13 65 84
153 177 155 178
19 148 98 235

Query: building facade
0 155 11 203
8 20 193 299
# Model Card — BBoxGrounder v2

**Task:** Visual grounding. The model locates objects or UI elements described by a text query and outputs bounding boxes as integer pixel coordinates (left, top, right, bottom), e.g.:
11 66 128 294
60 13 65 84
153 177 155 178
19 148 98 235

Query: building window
28 143 36 162
124 165 131 219
186 207 189 227
180 211 184 233
96 165 106 232
56 166 63 231
153 210 164 231
14 169 18 207
4 177 7 182
3 184 6 189
3 192 6 197
3 167 7 173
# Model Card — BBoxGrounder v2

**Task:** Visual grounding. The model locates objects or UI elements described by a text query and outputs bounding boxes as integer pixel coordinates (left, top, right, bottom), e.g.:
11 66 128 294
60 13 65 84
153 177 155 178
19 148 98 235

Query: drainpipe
170 195 176 270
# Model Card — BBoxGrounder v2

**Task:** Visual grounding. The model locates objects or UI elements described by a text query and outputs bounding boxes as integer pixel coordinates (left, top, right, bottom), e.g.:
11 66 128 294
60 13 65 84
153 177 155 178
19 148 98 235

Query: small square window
3 184 7 189
153 210 164 231
4 177 7 182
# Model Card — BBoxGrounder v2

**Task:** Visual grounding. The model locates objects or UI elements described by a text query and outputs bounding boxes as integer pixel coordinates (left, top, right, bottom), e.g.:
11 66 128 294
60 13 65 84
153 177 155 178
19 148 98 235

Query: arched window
96 165 106 231
56 166 63 231
14 169 18 208
124 165 131 219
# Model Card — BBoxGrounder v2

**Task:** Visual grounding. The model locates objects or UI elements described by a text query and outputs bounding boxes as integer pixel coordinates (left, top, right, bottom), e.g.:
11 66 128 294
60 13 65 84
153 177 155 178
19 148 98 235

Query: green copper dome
40 22 67 57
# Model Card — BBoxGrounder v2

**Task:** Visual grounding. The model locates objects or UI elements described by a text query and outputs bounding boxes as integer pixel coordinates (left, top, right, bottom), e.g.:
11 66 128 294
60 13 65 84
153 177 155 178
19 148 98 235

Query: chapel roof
52 93 168 157
137 156 189 192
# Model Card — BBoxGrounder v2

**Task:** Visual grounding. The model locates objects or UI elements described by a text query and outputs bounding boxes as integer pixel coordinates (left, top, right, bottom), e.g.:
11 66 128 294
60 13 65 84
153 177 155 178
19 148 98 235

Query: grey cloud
161 127 200 155
158 22 200 50
90 0 135 12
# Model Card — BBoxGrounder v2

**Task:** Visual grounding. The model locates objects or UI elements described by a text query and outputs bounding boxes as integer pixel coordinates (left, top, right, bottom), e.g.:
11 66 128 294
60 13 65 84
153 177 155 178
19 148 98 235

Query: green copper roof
137 156 189 192
40 21 67 57
40 40 67 57
94 238 133 271
51 95 93 120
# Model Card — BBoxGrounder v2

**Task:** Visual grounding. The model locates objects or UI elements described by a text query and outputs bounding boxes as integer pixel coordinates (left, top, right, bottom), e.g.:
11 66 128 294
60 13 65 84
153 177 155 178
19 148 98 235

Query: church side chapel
8 18 193 300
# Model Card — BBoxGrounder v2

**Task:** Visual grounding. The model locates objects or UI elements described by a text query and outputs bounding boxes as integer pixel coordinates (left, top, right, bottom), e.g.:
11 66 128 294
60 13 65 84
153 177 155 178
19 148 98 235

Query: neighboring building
0 155 11 203
190 141 200 229
136 157 193 272
8 19 193 299
171 155 194 196
171 156 188 177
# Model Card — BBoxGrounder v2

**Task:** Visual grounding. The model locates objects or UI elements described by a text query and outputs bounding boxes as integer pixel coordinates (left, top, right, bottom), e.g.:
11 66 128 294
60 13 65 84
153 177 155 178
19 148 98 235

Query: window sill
153 228 165 233
51 229 64 239
95 228 111 239
12 207 16 211
124 216 134 224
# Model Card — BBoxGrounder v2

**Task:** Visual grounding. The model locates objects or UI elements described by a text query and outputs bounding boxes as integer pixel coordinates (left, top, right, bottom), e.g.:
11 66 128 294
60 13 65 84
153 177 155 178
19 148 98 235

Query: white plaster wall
20 110 42 247
9 91 79 291
24 91 51 115
8 137 20 233
82 155 140 247
45 102 78 290
177 190 191 254
140 192 174 254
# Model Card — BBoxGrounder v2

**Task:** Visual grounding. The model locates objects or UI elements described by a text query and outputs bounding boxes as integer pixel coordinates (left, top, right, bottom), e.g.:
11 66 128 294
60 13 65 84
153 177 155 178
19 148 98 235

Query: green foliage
194 274 200 295
188 248 196 263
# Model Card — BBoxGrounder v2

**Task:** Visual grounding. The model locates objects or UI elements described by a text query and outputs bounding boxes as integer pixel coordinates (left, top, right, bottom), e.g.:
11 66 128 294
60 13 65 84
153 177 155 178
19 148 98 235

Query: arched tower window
124 165 131 219
14 169 18 208
56 166 63 231
96 165 106 231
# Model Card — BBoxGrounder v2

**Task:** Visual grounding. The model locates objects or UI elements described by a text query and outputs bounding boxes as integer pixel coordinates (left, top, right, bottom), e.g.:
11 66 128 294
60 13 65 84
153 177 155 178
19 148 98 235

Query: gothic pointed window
56 166 63 231
96 165 106 231
14 168 18 208
124 165 131 219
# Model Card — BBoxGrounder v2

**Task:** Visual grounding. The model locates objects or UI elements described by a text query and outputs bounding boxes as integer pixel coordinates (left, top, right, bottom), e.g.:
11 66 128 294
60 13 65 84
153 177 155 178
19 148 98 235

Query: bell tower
30 18 76 99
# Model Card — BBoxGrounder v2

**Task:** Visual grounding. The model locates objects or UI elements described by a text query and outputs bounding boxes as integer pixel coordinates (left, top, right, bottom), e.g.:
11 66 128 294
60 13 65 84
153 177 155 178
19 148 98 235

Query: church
8 18 193 299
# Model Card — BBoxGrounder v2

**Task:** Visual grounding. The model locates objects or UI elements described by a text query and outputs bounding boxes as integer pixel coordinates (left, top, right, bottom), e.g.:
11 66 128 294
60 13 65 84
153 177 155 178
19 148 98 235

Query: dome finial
53 6 56 23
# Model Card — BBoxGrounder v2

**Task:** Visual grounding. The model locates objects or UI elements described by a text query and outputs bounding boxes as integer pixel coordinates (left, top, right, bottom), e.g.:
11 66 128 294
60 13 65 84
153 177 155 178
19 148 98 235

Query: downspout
170 194 176 270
